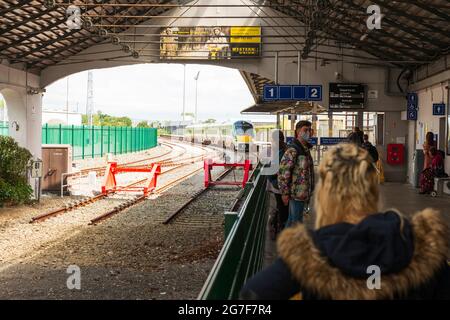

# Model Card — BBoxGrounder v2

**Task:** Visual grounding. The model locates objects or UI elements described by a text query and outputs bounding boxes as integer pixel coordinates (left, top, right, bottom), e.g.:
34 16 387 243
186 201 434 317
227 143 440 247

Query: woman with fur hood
241 143 449 300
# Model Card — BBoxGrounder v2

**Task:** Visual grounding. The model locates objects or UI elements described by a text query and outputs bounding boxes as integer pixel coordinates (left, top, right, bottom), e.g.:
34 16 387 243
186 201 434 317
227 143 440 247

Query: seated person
240 143 449 300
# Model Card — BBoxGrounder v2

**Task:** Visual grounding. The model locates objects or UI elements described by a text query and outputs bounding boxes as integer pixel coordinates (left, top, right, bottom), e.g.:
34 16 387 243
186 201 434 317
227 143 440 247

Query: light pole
194 71 200 123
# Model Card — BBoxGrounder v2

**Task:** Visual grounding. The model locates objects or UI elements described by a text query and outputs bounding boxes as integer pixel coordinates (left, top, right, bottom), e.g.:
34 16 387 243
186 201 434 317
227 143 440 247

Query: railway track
30 142 224 225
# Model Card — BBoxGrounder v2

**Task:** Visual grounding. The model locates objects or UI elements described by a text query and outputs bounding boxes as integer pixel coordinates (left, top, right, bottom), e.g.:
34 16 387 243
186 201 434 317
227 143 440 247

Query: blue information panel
320 137 348 146
433 103 446 116
263 85 322 102
263 85 279 101
407 109 418 121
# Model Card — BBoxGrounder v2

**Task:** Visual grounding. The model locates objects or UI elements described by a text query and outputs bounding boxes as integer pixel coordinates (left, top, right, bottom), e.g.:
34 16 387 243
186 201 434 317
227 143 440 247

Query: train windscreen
234 121 255 137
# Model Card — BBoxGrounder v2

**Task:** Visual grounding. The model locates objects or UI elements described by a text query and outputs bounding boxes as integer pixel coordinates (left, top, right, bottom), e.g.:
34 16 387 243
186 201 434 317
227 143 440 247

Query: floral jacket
277 139 314 201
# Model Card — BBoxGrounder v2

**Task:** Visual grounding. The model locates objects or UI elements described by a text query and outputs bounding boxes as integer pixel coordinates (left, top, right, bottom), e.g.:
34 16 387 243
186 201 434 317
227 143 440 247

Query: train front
233 121 255 153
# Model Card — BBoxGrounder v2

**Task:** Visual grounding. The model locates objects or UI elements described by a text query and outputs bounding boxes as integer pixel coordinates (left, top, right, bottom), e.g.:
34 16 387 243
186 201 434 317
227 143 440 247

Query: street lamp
182 64 186 122
194 71 201 123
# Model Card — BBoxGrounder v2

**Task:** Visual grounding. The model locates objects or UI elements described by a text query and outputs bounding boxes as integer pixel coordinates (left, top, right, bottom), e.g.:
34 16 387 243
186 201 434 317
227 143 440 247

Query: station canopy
1 0 449 114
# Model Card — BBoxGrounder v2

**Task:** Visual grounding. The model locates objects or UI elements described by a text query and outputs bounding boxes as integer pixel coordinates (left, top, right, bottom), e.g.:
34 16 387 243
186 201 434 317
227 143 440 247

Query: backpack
368 145 379 163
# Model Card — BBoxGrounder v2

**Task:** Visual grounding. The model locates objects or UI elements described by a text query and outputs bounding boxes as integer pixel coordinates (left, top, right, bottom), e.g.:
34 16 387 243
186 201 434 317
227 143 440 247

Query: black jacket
240 209 450 300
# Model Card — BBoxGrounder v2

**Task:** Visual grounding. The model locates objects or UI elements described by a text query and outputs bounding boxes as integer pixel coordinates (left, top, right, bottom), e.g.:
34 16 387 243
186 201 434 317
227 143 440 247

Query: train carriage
184 121 255 152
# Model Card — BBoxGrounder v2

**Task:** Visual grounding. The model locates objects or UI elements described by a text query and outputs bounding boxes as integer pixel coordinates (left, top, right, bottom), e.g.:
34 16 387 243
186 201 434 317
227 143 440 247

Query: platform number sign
263 85 322 102
433 103 445 116
264 85 279 101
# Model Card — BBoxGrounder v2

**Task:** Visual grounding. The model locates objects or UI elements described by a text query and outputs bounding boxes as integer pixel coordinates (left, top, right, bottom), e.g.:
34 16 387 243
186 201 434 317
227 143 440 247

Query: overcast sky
42 64 274 123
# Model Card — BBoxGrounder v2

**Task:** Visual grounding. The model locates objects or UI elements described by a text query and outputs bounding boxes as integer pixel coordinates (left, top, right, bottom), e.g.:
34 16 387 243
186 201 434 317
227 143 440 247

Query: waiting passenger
267 130 289 239
430 146 447 178
278 121 315 227
347 127 364 146
420 132 437 194
241 143 449 300
362 134 379 163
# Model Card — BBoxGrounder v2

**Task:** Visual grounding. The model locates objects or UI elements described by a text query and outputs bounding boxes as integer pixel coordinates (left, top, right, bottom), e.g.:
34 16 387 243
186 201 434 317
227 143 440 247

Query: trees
0 136 33 205
82 111 132 127
203 118 216 124
137 121 150 128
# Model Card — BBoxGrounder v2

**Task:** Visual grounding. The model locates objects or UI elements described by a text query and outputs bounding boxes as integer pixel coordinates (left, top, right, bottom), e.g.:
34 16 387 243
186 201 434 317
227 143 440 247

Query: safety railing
198 163 268 300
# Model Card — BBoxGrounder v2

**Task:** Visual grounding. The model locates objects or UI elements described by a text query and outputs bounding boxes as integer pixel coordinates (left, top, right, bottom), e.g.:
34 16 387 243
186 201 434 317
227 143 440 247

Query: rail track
31 141 224 225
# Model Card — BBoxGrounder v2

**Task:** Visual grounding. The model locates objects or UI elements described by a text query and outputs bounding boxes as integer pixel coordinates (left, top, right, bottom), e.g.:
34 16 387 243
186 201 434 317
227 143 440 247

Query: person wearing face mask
278 121 315 227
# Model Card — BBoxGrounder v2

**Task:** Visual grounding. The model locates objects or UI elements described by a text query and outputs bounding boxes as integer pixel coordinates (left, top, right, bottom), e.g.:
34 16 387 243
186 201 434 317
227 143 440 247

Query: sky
42 64 274 123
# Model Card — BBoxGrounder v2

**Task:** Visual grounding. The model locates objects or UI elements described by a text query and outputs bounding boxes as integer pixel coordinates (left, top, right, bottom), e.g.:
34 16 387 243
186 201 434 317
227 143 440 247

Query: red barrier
204 159 252 188
101 162 161 196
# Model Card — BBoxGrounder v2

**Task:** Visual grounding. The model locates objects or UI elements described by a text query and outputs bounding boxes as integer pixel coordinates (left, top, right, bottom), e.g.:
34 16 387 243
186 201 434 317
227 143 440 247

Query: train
183 121 255 152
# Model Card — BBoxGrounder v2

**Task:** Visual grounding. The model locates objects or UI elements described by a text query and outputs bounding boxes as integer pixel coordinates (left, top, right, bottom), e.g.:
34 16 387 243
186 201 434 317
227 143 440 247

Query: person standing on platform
419 132 436 194
362 134 379 163
347 127 364 146
278 121 315 227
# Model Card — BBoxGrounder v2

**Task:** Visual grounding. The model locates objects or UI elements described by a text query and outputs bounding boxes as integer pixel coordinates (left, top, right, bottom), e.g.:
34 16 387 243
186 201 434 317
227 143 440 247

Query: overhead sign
320 137 348 145
329 83 366 109
433 103 445 116
263 85 323 101
160 26 261 60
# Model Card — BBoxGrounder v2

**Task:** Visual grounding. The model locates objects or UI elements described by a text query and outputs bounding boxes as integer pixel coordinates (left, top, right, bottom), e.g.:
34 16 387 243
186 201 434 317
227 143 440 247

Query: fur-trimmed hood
277 209 449 300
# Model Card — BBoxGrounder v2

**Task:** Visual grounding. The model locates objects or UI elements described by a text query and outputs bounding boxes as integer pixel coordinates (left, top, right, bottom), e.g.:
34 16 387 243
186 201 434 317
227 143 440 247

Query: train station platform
264 182 450 267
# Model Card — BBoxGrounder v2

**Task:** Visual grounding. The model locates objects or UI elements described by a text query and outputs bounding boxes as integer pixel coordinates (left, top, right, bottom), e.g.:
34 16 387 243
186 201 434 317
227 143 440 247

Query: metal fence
42 124 158 160
198 163 268 300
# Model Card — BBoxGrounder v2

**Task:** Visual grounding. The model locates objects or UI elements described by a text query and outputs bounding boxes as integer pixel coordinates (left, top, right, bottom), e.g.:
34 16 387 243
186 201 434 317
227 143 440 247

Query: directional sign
320 137 348 146
263 85 322 102
407 109 418 121
263 85 279 101
433 103 446 116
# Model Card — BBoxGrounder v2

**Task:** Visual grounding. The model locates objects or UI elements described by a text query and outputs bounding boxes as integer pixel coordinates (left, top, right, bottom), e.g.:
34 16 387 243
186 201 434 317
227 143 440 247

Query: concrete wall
0 63 42 159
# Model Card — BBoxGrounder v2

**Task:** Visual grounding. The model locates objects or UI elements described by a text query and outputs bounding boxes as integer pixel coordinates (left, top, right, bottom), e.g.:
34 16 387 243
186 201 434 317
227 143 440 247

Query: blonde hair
314 143 380 229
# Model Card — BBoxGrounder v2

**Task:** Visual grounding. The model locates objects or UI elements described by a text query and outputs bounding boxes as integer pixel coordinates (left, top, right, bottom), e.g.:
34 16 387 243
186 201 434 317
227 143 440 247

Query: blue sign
407 93 418 107
309 137 319 146
263 85 322 102
307 86 322 101
320 137 348 146
407 101 418 111
279 86 293 100
293 86 306 100
433 103 446 116
407 109 418 121
263 85 279 101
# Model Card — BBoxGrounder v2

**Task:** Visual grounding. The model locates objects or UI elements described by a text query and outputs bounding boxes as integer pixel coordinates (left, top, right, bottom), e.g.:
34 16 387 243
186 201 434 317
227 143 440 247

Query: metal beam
369 0 450 40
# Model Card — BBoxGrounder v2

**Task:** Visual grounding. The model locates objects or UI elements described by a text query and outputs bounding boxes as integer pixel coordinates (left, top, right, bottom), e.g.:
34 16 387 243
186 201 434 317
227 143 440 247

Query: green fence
0 121 8 136
42 124 158 160
198 163 268 300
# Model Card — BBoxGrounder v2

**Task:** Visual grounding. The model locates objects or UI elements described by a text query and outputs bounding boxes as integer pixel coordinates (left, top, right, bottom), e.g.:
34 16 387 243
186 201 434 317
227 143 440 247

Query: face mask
301 132 310 141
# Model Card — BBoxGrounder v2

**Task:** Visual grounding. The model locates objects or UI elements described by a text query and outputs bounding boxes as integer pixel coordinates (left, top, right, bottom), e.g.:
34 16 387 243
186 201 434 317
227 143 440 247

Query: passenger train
184 121 255 152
